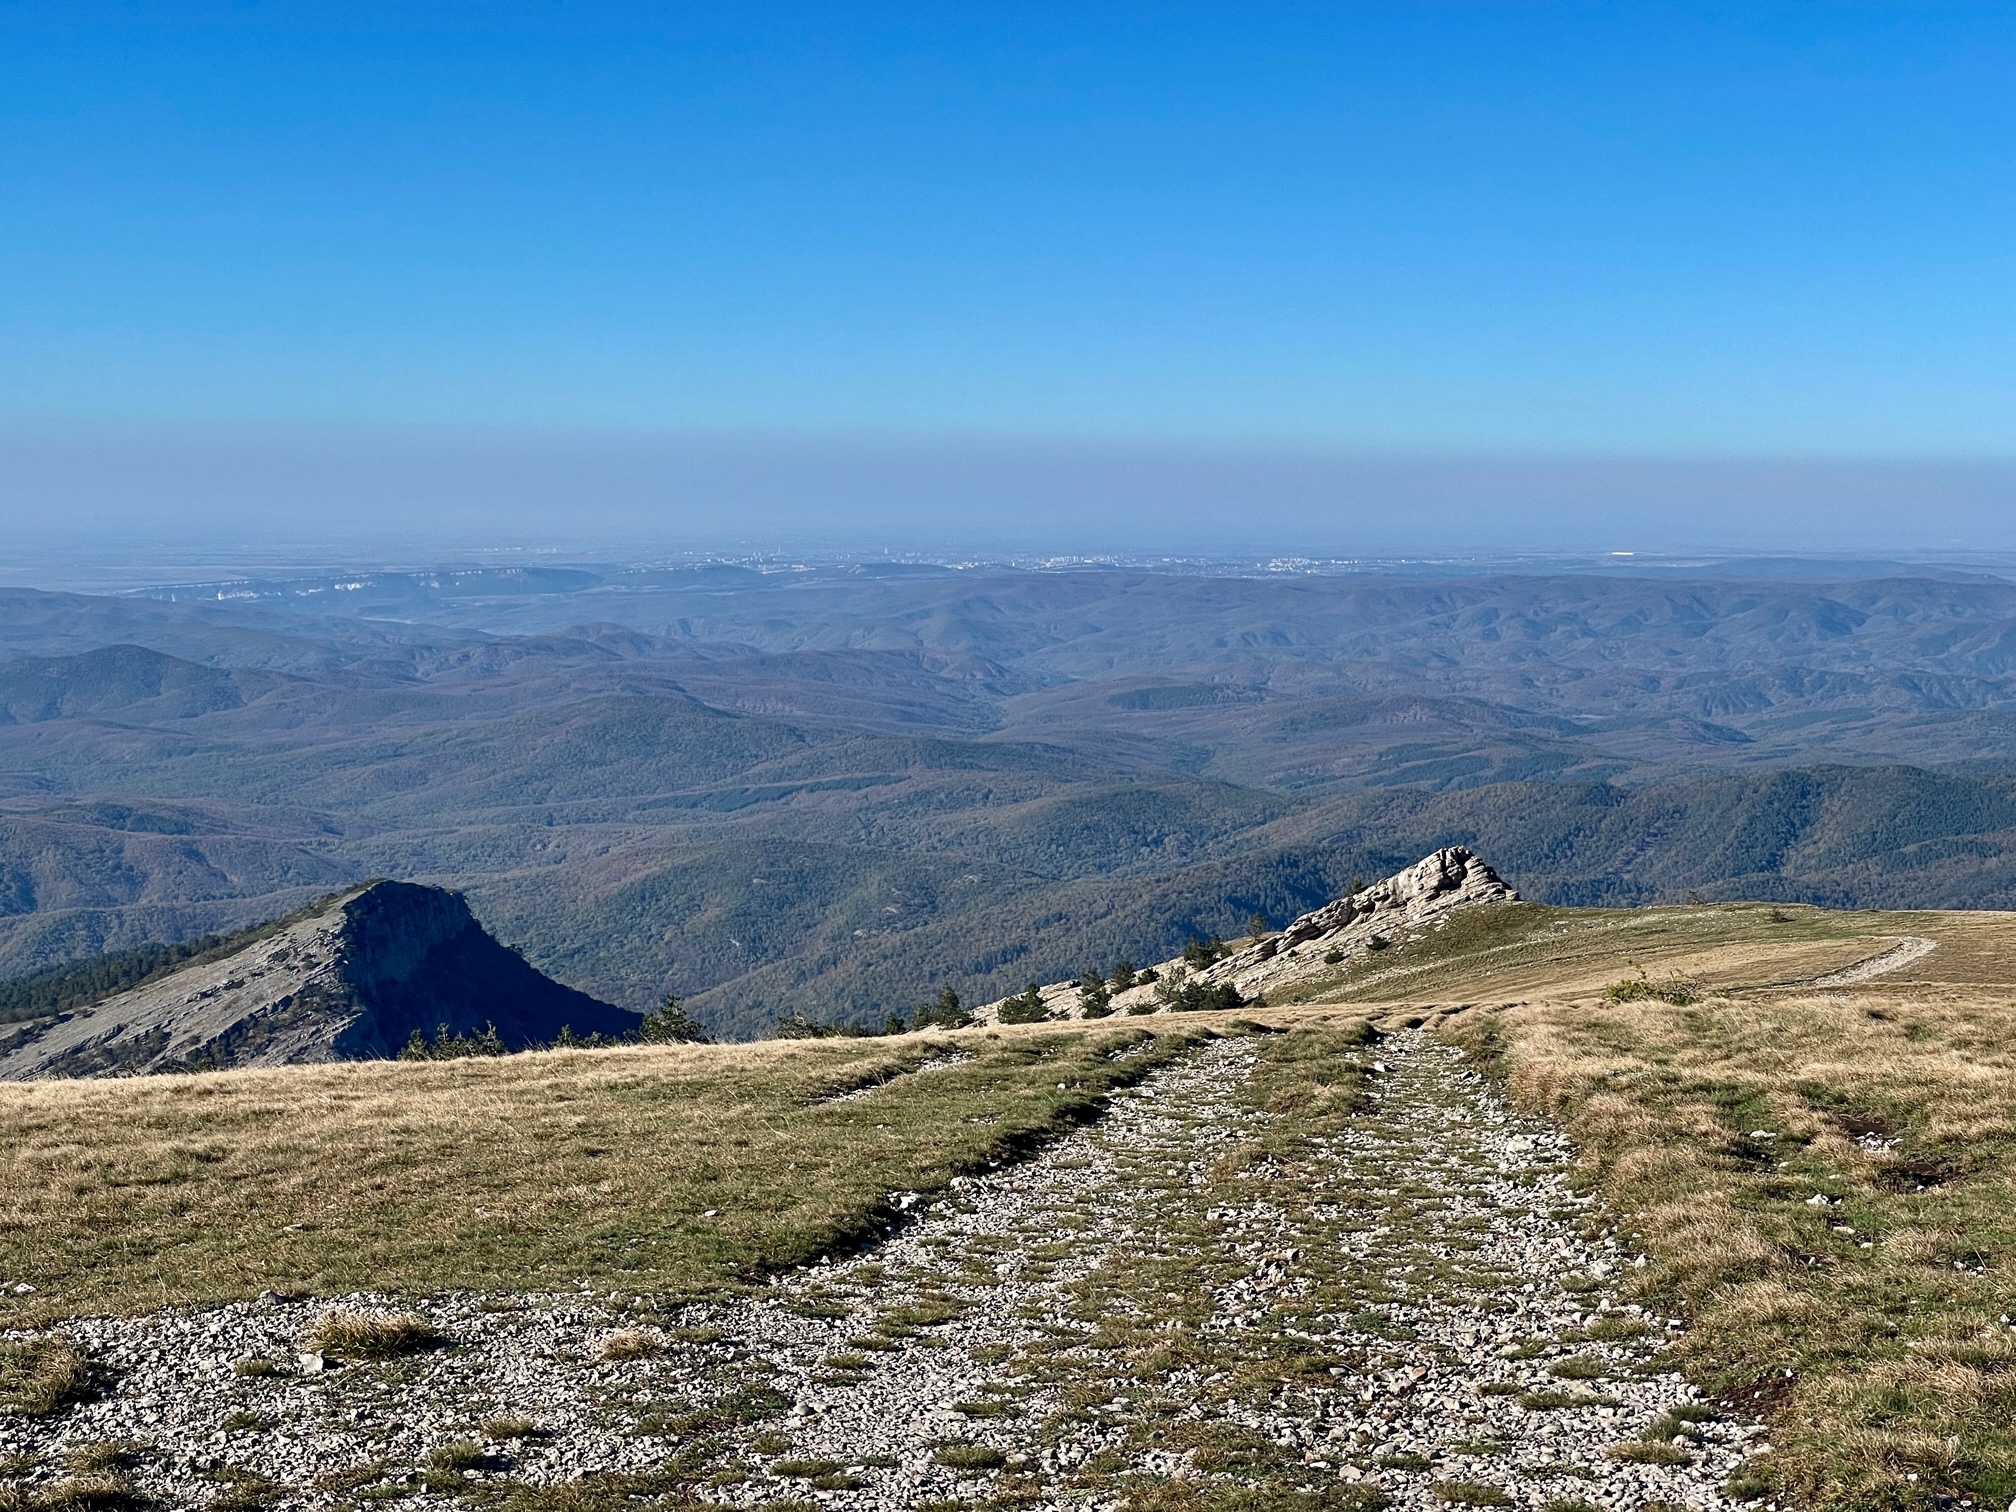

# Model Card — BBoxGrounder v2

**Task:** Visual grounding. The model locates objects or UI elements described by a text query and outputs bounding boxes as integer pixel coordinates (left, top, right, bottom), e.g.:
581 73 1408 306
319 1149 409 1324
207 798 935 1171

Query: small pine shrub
637 994 709 1044
912 987 972 1031
399 1022 507 1060
1155 977 1248 1013
549 1023 628 1048
996 985 1051 1025
773 1014 869 1039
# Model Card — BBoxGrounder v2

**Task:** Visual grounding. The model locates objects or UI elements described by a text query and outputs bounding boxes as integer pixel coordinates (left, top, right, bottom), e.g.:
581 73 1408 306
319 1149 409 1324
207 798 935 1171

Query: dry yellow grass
11 895 2016 1511
302 1309 440 1360
1284 898 1910 1005
597 1327 663 1361
0 1337 91 1418
0 1022 1206 1330
1280 898 2016 1511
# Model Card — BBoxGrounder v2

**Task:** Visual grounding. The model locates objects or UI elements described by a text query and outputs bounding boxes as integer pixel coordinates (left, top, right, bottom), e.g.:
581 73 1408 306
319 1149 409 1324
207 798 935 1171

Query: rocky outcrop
0 881 637 1079
974 847 1519 1022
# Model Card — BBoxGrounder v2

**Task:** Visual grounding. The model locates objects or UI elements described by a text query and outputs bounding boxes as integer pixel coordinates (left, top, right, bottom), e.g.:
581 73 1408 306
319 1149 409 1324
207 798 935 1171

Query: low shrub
1182 935 1232 969
0 1339 93 1418
599 1329 663 1361
426 1440 490 1474
399 1022 506 1059
636 994 709 1044
1076 970 1113 1017
933 1444 1007 1472
910 987 972 1031
1156 977 1249 1013
996 986 1051 1025
303 1310 440 1360
1602 971 1699 1005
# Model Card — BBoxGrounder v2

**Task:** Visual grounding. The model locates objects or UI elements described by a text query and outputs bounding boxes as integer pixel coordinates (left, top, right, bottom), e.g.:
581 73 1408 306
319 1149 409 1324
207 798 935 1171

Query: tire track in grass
1 1027 1760 1510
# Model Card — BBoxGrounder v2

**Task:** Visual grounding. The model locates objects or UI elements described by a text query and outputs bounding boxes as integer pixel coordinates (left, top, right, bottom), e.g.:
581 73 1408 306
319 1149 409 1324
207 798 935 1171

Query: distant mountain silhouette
0 881 638 1079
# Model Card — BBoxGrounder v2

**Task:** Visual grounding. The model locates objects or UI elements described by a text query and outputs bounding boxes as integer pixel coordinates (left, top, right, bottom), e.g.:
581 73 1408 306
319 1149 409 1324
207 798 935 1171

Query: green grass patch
932 1443 1007 1472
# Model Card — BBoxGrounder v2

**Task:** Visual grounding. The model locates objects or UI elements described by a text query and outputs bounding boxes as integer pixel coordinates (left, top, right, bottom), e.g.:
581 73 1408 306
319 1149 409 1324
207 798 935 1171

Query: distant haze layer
3 421 2014 559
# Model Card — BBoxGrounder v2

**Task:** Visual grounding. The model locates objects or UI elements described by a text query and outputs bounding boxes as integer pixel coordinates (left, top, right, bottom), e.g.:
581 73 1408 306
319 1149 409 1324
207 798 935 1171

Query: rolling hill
9 564 2016 1036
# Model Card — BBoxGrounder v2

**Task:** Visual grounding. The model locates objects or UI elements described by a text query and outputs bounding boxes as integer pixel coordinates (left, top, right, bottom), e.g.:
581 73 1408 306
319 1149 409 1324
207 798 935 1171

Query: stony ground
2 1029 1763 1510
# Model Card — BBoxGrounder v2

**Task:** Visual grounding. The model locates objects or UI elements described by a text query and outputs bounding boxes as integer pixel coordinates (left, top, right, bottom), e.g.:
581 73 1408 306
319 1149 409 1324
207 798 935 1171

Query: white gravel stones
1 1030 1758 1509
1805 935 1936 986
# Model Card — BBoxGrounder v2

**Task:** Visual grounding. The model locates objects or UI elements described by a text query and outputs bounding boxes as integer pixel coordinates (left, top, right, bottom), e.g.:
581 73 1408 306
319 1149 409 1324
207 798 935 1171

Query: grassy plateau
0 1026 1207 1331
1340 900 2016 1510
4 896 2016 1510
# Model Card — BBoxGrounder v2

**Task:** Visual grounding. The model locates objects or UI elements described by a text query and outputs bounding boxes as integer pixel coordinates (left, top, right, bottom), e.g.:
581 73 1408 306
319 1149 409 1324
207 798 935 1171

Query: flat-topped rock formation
976 846 1519 1022
0 881 637 1079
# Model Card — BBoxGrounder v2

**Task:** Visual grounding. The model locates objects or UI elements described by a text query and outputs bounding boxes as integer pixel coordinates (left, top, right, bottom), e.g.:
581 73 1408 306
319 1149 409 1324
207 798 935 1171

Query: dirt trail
1804 935 1936 986
4 1033 1757 1509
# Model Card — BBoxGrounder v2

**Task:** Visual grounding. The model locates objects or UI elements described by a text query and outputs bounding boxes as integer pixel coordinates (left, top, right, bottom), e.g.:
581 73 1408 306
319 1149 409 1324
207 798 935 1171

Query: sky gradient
2 4 2013 552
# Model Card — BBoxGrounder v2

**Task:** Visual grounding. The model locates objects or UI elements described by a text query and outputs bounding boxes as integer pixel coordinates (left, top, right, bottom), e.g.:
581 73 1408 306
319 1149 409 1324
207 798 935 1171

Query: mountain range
7 563 2016 1037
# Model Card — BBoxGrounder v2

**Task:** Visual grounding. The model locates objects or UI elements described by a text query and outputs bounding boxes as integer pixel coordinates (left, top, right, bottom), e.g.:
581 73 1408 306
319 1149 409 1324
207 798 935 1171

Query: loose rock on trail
4 1030 1757 1509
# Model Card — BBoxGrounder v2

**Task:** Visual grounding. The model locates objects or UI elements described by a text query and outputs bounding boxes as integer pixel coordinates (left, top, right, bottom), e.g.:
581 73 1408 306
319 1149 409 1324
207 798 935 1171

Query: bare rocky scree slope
981 846 1517 1020
0 881 637 1080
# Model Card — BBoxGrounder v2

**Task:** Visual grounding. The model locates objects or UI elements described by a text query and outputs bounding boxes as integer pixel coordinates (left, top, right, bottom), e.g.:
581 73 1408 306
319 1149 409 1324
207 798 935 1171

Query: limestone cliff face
1195 846 1519 1001
0 881 637 1079
976 846 1519 1022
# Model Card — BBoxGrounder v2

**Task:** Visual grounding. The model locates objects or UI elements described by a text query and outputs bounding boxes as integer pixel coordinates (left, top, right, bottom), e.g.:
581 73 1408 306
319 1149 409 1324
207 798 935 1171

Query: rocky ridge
979 846 1520 1022
0 881 636 1080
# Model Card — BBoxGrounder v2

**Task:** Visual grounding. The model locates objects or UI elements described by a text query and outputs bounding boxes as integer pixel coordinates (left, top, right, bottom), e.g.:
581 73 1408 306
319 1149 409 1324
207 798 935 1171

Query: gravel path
2 1030 1759 1509
1805 935 1936 986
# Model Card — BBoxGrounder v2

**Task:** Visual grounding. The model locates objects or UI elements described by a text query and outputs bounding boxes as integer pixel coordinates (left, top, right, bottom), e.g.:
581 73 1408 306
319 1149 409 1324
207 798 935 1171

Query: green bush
1155 977 1248 1012
398 1022 506 1060
1182 934 1232 969
1603 971 1699 1005
996 985 1051 1024
637 994 709 1044
1076 970 1112 1017
912 987 972 1031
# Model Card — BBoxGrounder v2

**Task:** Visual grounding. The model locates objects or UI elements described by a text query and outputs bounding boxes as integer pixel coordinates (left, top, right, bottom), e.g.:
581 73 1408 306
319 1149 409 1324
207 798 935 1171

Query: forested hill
8 566 2016 1037
7 756 2014 1041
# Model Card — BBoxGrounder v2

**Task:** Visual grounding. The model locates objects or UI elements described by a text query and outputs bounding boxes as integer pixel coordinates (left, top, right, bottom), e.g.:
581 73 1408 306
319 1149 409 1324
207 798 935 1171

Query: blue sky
2 3 2013 551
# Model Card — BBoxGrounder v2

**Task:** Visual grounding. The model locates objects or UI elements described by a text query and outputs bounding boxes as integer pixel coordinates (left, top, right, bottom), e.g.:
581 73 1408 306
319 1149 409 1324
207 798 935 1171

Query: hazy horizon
4 6 2013 560
7 419 2016 567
